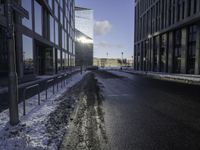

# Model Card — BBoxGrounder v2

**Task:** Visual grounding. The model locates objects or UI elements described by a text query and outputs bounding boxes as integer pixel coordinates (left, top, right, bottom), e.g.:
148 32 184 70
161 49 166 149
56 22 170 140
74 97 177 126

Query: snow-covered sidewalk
0 72 88 150
113 68 200 85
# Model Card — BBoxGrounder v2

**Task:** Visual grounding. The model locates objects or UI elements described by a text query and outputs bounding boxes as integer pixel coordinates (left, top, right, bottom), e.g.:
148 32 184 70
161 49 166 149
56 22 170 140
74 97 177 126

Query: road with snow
95 70 200 150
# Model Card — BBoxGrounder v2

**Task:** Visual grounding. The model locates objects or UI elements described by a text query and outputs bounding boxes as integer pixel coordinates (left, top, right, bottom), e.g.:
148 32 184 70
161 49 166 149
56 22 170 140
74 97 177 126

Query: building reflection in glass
22 35 34 74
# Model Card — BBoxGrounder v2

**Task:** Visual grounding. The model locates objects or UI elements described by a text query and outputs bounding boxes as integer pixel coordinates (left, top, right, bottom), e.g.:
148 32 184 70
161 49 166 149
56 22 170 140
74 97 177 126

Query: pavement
1 69 200 149
95 70 200 150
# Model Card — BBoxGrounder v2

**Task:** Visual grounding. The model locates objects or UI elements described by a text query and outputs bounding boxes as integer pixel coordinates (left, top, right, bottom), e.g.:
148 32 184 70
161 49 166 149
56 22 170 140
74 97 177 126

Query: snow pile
0 72 88 150
116 69 200 84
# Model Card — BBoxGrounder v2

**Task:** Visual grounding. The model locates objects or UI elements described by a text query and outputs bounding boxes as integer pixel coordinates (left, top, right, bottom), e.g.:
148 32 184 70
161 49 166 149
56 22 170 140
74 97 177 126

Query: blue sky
76 0 134 59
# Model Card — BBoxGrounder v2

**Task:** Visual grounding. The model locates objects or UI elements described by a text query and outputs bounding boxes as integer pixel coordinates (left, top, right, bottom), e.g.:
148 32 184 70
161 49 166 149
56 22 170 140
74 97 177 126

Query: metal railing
45 79 55 100
56 75 63 91
21 69 80 116
23 84 40 116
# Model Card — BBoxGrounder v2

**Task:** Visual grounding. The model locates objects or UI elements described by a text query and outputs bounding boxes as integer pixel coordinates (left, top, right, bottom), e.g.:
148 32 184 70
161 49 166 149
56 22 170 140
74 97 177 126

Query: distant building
75 7 93 66
93 58 132 67
134 0 200 75
0 0 75 79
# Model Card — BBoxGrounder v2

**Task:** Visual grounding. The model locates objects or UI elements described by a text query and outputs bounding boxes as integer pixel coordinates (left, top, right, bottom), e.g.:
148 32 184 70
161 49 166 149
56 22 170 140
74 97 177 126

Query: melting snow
0 72 88 150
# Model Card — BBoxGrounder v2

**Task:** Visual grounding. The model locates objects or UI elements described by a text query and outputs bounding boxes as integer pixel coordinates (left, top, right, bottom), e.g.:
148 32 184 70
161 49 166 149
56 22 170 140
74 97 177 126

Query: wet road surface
95 70 200 150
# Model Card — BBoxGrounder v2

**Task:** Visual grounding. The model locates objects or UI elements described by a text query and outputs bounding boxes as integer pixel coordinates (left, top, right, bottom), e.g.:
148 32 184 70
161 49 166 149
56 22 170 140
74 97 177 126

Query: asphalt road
95 70 200 150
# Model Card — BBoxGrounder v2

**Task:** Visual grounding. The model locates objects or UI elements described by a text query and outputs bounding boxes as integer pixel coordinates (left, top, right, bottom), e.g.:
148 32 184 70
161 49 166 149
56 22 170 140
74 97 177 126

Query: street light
132 56 134 68
106 52 109 67
121 52 124 67
6 0 29 125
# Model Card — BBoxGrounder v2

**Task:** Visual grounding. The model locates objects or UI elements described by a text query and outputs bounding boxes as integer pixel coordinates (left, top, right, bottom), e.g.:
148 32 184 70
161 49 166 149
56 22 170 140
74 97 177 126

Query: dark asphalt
96 70 200 150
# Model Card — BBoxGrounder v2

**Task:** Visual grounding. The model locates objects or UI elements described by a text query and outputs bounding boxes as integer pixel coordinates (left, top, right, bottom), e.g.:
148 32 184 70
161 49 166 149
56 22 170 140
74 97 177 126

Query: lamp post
7 0 19 125
6 0 29 125
132 56 134 68
121 52 124 67
106 52 108 67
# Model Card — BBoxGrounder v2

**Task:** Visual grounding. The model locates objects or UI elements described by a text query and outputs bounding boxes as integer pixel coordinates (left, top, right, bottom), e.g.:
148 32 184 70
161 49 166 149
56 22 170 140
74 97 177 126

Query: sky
75 0 134 59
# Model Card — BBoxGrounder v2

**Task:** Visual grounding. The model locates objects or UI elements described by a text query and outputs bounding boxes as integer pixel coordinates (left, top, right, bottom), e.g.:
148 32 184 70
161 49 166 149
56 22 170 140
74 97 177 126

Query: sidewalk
118 68 200 85
0 71 88 150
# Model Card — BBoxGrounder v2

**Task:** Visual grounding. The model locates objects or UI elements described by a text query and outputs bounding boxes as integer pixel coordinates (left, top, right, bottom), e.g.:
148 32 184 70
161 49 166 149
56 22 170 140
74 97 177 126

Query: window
62 29 65 49
50 15 54 42
22 35 34 74
22 0 32 29
187 25 197 74
34 0 42 35
160 35 166 72
55 21 59 45
48 0 53 9
60 10 63 25
64 52 68 67
54 1 58 18
174 30 182 73
153 37 158 71
57 49 61 70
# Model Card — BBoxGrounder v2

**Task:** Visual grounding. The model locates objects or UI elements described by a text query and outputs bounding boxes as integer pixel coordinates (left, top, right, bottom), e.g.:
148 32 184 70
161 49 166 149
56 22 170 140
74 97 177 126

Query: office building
134 0 200 74
75 7 93 66
0 0 75 80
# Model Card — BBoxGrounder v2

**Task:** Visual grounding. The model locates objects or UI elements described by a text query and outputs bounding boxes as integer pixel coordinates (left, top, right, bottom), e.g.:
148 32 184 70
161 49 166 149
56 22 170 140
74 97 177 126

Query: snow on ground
0 71 88 150
110 68 200 84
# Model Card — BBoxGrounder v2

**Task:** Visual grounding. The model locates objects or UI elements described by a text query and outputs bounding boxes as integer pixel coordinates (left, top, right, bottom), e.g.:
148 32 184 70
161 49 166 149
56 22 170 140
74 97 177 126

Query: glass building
134 0 200 75
75 7 94 66
75 7 93 39
0 0 75 79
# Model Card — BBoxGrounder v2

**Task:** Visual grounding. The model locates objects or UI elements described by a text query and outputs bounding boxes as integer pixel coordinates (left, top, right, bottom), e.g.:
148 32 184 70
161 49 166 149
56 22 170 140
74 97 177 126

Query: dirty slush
47 73 108 150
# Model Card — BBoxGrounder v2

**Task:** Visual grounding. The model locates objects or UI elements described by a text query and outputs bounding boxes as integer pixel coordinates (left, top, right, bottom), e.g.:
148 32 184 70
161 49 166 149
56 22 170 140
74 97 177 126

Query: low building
93 58 132 67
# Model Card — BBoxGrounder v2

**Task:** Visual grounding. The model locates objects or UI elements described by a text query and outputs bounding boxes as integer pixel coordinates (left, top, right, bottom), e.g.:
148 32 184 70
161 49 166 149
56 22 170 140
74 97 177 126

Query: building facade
0 0 75 79
93 58 132 67
75 7 93 66
134 0 200 75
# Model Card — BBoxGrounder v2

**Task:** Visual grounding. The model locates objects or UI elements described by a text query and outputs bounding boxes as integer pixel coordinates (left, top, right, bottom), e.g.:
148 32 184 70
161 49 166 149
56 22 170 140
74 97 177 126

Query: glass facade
75 7 94 66
48 0 53 10
34 0 42 35
22 0 32 29
134 0 200 74
0 0 75 77
55 21 59 45
50 15 55 42
57 49 61 70
22 35 34 74
54 1 59 18
187 25 197 74
75 8 93 39
174 30 182 73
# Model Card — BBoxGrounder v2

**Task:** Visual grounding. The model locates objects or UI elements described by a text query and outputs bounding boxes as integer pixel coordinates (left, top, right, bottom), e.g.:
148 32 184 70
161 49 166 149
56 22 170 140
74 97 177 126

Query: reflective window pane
23 35 34 74
55 21 59 45
50 15 54 42
22 0 32 29
57 49 61 70
34 0 42 35
54 1 58 18
48 0 53 9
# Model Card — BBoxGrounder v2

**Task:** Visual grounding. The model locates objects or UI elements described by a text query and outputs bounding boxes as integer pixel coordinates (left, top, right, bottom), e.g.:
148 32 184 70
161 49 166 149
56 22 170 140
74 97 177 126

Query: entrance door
36 45 53 75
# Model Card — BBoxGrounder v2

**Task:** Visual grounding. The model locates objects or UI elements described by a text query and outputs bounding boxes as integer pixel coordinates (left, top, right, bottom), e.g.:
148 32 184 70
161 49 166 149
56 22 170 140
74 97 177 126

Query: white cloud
95 41 123 49
94 20 112 36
